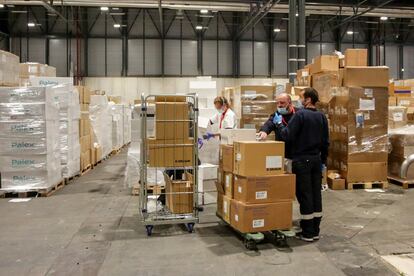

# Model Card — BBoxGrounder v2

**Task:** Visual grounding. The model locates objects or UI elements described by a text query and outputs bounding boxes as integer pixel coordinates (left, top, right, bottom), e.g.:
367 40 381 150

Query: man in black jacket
258 93 297 160
273 88 329 242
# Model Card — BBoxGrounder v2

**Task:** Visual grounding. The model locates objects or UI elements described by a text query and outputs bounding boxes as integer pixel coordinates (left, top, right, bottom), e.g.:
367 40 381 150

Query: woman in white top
203 96 237 140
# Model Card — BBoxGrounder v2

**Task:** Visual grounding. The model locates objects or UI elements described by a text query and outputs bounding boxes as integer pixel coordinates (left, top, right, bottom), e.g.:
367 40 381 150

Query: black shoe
313 235 320 240
296 234 314 242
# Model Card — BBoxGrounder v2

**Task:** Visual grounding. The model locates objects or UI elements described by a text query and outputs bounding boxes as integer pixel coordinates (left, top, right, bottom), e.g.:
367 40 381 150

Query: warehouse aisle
0 149 412 275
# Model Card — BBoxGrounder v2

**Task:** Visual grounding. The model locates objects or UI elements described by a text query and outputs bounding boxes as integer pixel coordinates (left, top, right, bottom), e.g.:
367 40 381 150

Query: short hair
214 96 229 106
303 88 319 105
276 93 292 103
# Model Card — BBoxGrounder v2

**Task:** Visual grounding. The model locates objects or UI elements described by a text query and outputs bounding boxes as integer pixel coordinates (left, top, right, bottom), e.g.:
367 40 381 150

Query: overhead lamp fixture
100 6 109 11
196 25 203 30
113 23 121 28
0 4 4 8
295 13 299 17
200 9 209 14
380 16 388 21
274 28 281 32
402 68 405 72
27 22 36 27
347 30 354 35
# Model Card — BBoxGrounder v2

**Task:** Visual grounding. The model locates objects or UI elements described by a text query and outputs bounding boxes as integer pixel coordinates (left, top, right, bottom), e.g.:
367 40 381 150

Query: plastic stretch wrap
110 104 124 150
0 50 19 86
241 101 276 116
388 126 414 179
0 86 62 191
123 105 132 145
90 95 113 157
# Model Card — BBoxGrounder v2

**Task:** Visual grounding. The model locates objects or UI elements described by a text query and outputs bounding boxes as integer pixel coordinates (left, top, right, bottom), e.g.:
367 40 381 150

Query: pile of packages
56 84 81 178
221 85 276 131
20 62 56 86
217 130 294 233
0 50 20 86
90 95 112 159
388 126 414 179
110 103 132 151
0 86 62 191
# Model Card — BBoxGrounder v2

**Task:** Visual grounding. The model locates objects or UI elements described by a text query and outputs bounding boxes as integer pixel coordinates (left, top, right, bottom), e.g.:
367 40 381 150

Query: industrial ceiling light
274 28 281 32
200 9 209 14
100 6 109 11
295 13 299 17
27 22 36 27
380 16 388 21
113 23 121 28
0 4 4 8
347 30 354 35
196 25 203 30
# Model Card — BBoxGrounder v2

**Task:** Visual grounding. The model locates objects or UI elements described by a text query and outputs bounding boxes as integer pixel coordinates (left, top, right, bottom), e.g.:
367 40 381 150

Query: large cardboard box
230 200 292 233
155 122 189 140
233 141 285 176
233 174 295 204
217 192 231 223
389 106 408 129
312 55 339 74
343 66 389 88
311 72 342 103
221 145 234 172
164 173 193 214
223 172 233 197
147 138 194 167
342 162 388 183
80 135 91 153
220 129 257 145
344 49 368 67
155 102 189 121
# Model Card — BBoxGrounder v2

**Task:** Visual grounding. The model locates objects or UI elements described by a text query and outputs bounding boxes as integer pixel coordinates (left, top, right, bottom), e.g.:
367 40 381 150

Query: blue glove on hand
272 113 283 125
202 132 215 140
321 164 327 173
197 138 204 149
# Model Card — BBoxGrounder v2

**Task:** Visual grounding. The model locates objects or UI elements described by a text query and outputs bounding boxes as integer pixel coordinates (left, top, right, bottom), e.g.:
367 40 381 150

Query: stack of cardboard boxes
77 86 93 170
328 67 389 185
19 62 56 86
0 50 19 86
388 127 414 179
147 98 194 168
389 79 414 123
217 140 295 233
221 85 276 131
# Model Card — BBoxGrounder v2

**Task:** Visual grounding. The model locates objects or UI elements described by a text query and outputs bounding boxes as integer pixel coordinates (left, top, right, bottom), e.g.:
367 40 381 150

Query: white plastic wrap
123 105 132 145
90 95 113 157
110 104 124 150
0 50 19 86
0 86 62 191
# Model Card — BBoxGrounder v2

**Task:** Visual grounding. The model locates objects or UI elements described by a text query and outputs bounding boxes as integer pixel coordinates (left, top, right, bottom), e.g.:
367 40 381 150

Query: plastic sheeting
0 86 62 191
90 95 113 157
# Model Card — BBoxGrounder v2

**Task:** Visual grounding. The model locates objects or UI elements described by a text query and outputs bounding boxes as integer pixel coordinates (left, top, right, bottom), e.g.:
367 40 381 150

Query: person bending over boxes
268 88 329 242
203 96 238 141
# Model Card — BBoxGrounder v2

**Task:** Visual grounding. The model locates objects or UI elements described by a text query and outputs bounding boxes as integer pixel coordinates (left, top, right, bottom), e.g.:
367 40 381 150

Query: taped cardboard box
220 129 257 145
164 173 193 214
216 191 231 223
311 55 339 74
155 102 189 121
95 145 103 162
344 49 368 67
233 174 295 204
341 162 387 183
221 144 234 172
230 200 292 233
343 66 389 88
327 170 345 190
311 72 342 103
233 141 285 177
388 106 408 129
396 97 414 107
389 96 397 106
223 172 233 198
147 138 194 167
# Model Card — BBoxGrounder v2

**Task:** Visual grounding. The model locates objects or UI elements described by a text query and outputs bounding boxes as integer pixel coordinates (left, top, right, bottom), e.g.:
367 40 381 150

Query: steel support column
398 44 404 79
297 0 306 69
288 0 297 83
121 9 128 76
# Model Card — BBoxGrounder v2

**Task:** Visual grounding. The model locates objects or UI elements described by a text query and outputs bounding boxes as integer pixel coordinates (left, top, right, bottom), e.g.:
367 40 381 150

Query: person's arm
209 113 219 125
224 112 237 129
259 114 276 135
276 112 302 142
320 115 330 165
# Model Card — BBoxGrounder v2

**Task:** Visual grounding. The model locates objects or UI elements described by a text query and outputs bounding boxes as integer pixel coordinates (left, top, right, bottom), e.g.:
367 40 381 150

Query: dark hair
214 96 229 107
303 88 319 104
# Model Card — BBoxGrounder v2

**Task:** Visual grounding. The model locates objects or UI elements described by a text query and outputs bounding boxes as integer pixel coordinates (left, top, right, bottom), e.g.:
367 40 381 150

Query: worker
273 88 329 242
258 93 297 164
204 96 237 140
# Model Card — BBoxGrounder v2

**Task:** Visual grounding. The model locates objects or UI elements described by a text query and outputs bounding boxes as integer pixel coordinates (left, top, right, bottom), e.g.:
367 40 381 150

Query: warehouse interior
1 0 414 275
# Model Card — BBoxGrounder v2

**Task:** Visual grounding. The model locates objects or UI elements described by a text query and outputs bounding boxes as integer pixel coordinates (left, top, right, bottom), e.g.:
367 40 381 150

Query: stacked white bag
0 86 62 191
54 84 81 178
90 95 112 157
110 103 124 150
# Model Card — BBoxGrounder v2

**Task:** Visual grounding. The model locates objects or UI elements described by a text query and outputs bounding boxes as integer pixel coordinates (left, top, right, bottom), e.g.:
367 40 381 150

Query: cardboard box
233 174 295 204
343 66 389 88
155 102 189 121
164 173 193 214
155 95 187 102
230 200 292 233
327 175 345 190
344 49 368 67
342 162 387 183
233 141 285 177
81 150 91 170
311 72 342 103
397 97 414 107
80 119 91 136
91 147 96 165
312 55 339 74
389 106 408 129
95 145 102 162
223 172 233 198
221 145 234 172
83 86 91 104
220 129 257 145
147 138 194 167
80 135 91 153
155 122 190 140
217 192 231 223
389 96 397 106
393 86 412 97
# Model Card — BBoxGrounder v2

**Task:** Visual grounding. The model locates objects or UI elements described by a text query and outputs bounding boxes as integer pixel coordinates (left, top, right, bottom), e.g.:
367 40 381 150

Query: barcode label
236 153 242 161
393 112 403 122
252 219 264 228
223 201 228 214
238 186 242 193
255 191 267 200
235 214 239 222
225 175 231 187
266 156 282 169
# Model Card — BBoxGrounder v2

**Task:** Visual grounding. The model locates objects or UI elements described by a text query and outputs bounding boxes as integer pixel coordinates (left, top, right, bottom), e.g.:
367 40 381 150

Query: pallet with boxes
217 137 295 235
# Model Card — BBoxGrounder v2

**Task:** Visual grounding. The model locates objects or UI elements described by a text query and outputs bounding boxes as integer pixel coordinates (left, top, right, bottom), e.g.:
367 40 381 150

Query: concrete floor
0 149 413 276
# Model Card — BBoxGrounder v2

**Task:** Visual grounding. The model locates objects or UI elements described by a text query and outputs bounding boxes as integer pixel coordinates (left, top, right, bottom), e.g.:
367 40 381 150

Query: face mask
277 107 289 115
217 108 224 114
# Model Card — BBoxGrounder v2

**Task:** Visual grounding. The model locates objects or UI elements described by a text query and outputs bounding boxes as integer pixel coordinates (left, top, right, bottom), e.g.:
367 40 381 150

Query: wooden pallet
347 181 389 190
387 176 414 189
0 180 65 198
131 185 164 196
111 148 121 156
81 164 92 176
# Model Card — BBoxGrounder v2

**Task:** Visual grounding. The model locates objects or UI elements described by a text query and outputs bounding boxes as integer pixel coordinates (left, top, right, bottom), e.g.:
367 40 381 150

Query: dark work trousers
292 157 323 238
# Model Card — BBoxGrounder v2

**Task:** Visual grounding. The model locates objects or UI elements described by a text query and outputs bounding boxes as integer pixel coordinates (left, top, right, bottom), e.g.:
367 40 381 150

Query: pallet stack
0 50 19 87
217 139 295 233
77 86 92 172
90 94 111 163
0 86 63 194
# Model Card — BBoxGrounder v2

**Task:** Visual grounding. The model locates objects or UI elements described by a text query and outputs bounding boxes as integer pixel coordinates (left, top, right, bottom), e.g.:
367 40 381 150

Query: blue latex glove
202 132 215 140
321 164 327 173
197 138 204 149
272 113 283 125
